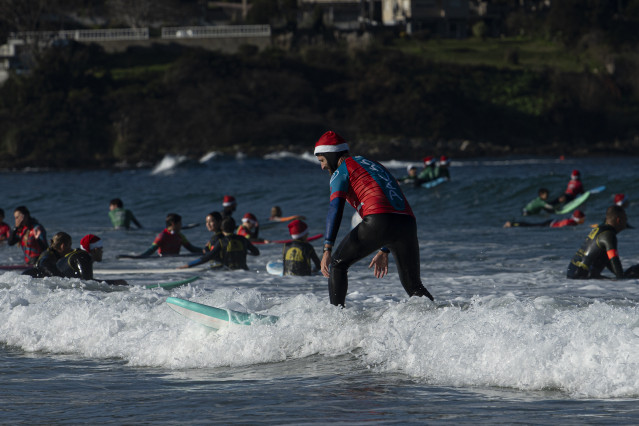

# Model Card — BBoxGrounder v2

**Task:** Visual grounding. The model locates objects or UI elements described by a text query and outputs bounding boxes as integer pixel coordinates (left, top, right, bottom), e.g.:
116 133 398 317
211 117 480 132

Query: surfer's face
317 155 332 174
14 211 24 227
91 247 103 262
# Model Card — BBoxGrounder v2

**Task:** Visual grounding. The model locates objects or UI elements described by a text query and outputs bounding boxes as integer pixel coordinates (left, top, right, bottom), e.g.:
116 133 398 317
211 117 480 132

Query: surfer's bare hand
369 251 389 278
321 251 331 278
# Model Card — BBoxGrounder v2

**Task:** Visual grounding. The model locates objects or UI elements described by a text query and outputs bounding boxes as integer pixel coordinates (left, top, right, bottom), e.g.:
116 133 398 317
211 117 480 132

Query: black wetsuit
22 247 64 278
282 240 321 276
203 234 259 270
330 214 433 305
187 231 225 268
57 249 94 280
567 224 623 279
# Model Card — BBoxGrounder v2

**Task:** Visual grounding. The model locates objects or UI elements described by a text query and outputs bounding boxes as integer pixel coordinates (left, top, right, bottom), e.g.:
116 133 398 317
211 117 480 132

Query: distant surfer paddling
314 131 434 306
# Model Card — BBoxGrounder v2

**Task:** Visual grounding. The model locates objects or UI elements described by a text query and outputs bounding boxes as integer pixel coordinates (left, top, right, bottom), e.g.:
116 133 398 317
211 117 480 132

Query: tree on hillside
547 0 625 46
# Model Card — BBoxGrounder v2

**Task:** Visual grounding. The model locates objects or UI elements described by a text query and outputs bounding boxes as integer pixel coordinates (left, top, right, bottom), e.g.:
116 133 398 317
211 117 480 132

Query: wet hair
0 208 4 218
538 188 549 196
50 232 72 250
14 206 30 217
221 217 236 234
271 206 282 217
606 205 626 223
166 213 182 227
110 198 123 208
207 211 222 223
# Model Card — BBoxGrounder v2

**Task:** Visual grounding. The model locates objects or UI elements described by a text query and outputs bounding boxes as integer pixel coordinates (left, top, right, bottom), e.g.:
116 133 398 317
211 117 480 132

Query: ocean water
2 153 639 423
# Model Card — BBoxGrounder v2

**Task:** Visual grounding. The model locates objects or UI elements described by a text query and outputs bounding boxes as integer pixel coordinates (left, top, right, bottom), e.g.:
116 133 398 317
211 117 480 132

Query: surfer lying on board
397 165 419 186
314 131 434 307
416 156 436 185
269 206 306 222
522 188 556 216
57 234 127 285
8 206 48 265
434 155 451 181
22 232 73 278
179 217 259 270
282 220 321 276
504 210 585 228
552 169 584 206
0 208 10 242
121 213 201 258
567 205 627 279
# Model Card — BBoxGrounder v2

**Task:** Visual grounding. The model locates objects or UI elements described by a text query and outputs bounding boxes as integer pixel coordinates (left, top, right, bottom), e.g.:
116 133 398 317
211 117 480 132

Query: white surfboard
94 265 210 275
166 297 278 330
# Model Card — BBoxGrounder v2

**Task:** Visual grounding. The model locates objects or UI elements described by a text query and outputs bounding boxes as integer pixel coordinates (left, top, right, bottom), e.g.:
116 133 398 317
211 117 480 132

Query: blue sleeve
324 197 346 246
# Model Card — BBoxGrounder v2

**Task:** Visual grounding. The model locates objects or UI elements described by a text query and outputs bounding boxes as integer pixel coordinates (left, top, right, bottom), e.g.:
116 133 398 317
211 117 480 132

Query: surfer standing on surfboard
314 131 434 307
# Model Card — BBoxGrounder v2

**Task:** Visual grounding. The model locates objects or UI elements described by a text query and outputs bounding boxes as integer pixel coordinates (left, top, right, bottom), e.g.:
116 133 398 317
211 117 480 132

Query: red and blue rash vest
324 156 414 245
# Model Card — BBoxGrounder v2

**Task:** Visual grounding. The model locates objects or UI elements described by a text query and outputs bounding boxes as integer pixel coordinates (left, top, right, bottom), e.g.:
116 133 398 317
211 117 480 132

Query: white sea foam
150 154 189 174
2 269 639 399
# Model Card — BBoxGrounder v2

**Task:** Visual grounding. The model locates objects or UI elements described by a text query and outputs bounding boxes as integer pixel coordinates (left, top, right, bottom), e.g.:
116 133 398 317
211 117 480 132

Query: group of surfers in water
1 135 636 303
1 196 322 285
397 155 452 187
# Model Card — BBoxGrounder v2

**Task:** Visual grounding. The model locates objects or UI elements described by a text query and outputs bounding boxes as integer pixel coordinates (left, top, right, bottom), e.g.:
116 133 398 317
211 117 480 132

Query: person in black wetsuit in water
282 220 321 276
22 232 73 278
57 234 127 285
567 205 627 279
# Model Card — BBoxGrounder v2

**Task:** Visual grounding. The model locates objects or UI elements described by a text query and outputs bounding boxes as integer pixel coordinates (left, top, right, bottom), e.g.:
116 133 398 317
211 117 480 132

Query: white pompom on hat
288 219 308 239
241 213 258 225
80 234 102 252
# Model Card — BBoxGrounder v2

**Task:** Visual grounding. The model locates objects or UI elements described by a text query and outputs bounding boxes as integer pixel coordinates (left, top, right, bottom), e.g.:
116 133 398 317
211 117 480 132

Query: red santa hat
80 234 102 252
241 213 258 225
314 131 349 155
439 155 450 165
571 169 580 180
288 219 308 239
423 156 435 166
222 195 236 207
572 210 585 223
614 193 628 206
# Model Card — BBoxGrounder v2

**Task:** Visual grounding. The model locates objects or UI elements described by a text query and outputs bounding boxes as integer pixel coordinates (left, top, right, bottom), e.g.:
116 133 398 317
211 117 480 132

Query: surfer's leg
329 216 385 306
387 216 434 301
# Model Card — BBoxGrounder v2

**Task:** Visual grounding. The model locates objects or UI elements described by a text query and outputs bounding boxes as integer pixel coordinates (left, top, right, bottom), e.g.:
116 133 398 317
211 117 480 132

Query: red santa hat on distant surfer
241 212 258 226
571 169 580 180
614 193 628 207
314 131 349 155
288 219 308 240
423 156 435 166
571 209 585 224
80 234 102 252
222 195 236 207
